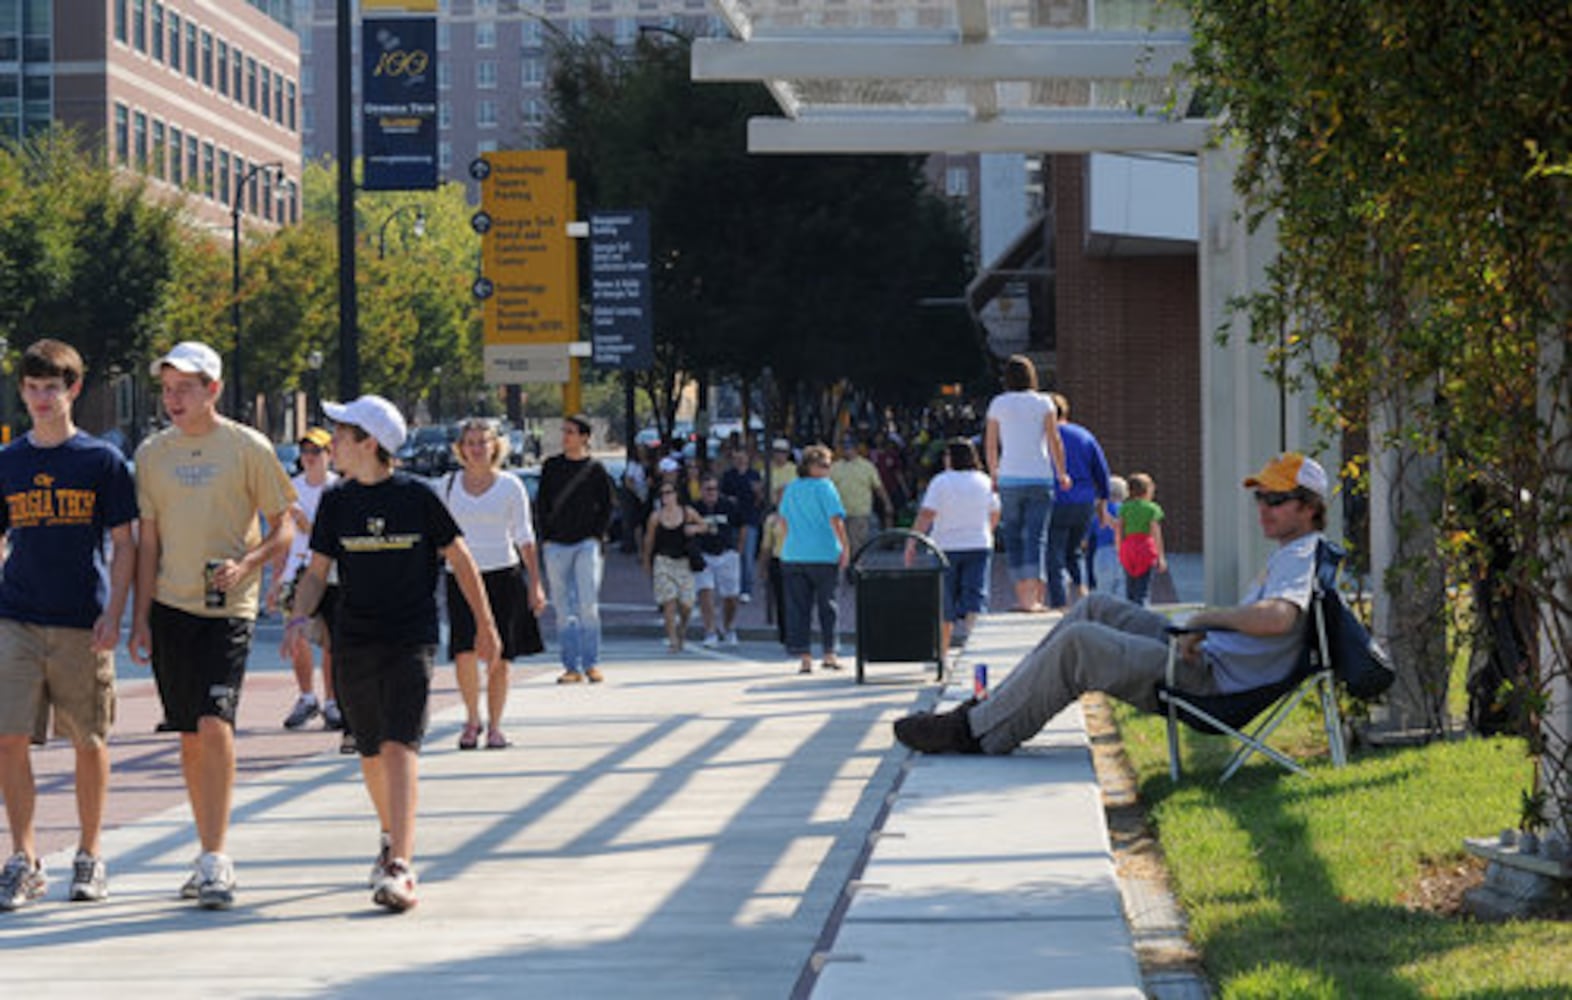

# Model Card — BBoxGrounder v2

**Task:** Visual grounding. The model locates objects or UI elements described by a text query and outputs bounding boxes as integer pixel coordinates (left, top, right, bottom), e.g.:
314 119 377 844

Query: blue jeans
998 482 1052 582
543 539 603 673
941 549 992 622
1045 502 1095 608
782 562 838 657
737 524 756 597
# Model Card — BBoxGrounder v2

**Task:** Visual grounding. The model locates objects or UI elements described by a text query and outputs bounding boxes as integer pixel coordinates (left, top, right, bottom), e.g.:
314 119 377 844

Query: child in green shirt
1116 472 1166 605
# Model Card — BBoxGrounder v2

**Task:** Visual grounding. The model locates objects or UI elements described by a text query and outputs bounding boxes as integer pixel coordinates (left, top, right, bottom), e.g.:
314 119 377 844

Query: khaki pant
968 595 1218 755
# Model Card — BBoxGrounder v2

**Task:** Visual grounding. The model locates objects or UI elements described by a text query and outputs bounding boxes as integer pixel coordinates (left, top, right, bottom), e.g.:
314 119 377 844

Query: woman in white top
441 419 547 749
984 354 1071 613
268 427 343 732
911 438 1000 654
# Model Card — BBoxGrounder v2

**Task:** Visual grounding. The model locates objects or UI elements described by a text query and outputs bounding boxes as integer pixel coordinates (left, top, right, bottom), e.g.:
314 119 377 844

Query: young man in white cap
0 339 137 910
283 395 499 912
130 340 296 909
894 453 1329 755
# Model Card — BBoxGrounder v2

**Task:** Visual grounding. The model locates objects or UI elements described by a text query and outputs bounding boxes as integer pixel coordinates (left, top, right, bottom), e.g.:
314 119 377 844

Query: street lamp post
377 205 428 259
306 349 324 426
232 160 285 424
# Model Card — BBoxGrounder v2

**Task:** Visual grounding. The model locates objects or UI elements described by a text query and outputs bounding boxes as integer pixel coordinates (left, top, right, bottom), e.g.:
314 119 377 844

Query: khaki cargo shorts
0 619 115 745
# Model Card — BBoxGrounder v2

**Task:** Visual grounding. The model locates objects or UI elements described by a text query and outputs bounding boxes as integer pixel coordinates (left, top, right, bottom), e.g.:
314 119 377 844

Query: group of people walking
0 336 626 917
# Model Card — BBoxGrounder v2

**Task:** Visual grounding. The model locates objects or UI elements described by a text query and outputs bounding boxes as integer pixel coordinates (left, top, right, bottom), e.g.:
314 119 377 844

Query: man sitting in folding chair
893 453 1328 760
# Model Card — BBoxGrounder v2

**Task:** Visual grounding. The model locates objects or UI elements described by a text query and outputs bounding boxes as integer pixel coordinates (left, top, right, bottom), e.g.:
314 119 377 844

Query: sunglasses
1254 490 1302 508
300 445 325 456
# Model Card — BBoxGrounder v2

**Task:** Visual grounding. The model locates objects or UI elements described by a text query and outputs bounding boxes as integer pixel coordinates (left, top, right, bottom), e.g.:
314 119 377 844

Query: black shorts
334 641 434 757
446 567 543 661
149 602 254 732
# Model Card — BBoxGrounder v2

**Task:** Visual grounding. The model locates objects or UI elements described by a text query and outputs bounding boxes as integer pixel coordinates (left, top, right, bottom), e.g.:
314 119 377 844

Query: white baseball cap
323 395 408 454
150 341 222 381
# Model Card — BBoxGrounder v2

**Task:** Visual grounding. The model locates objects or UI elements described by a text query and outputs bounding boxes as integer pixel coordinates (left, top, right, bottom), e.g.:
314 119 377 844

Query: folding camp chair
1156 542 1351 783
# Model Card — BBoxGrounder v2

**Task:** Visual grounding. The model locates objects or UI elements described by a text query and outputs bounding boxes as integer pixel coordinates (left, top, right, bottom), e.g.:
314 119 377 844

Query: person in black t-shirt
284 395 499 914
692 475 743 646
534 414 616 683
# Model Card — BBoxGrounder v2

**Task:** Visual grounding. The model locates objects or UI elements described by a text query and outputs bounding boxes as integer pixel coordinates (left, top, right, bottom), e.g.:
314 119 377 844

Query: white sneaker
372 858 418 912
69 850 108 902
702 633 719 648
0 852 46 911
195 851 235 910
723 630 740 646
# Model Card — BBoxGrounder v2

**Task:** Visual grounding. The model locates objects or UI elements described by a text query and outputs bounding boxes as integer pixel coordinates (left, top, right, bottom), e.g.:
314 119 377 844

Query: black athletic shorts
149 602 254 731
446 566 543 661
334 641 434 757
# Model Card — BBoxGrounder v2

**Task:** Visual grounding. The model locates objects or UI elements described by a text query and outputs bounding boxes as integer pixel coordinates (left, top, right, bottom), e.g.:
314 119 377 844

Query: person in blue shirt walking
778 444 849 675
1044 394 1111 610
0 339 137 910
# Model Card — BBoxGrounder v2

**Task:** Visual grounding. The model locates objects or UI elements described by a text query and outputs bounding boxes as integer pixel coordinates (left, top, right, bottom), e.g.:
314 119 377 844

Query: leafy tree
1191 1 1572 827
543 34 980 442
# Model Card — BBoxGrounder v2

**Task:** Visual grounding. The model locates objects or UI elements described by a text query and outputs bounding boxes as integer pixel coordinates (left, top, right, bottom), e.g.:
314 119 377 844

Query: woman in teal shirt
778 444 850 674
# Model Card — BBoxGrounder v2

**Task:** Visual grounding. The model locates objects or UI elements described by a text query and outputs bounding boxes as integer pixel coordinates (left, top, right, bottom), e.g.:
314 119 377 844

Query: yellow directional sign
476 150 575 349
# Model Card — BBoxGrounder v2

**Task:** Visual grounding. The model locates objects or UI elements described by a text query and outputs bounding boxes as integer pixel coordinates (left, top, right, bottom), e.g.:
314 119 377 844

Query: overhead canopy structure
694 0 1212 154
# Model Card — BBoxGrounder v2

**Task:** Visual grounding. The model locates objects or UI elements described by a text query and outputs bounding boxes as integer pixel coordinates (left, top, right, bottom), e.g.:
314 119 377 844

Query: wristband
287 616 309 630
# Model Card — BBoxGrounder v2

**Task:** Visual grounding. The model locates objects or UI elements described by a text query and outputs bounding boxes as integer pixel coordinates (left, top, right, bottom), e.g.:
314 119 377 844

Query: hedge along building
688 0 1310 607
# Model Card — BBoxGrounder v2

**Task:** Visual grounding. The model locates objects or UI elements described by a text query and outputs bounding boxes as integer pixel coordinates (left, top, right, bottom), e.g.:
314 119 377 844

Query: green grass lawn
1114 700 1572 998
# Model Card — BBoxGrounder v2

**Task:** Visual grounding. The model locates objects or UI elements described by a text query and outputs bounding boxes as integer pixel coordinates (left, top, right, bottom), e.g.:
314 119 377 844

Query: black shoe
893 701 983 755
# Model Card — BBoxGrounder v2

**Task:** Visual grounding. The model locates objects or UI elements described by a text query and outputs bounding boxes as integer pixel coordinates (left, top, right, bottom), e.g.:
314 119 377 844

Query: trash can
849 529 948 684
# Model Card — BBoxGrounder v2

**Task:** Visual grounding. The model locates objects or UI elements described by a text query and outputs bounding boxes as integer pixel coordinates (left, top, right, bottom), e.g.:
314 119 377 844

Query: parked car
398 424 459 477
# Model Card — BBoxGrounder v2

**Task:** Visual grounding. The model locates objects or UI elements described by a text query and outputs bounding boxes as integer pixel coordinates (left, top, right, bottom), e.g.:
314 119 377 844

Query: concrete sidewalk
1 613 1155 998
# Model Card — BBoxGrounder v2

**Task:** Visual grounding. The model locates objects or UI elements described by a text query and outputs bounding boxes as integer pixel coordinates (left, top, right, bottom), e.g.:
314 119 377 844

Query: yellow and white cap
1242 452 1328 500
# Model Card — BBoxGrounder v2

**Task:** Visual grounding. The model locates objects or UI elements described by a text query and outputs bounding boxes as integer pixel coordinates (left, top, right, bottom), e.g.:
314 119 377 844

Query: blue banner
590 210 654 370
361 16 437 191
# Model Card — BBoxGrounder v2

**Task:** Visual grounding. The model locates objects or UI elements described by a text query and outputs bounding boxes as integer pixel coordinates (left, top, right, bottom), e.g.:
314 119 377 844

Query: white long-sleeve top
439 471 536 572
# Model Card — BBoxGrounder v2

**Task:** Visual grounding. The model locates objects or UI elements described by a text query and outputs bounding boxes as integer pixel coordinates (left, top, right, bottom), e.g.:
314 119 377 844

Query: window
113 103 128 163
217 40 228 96
260 65 271 118
523 97 544 125
261 170 272 221
301 104 313 133
438 101 451 128
437 62 450 90
301 64 312 95
231 45 242 98
521 20 541 48
614 18 636 45
185 135 198 189
273 72 284 124
202 140 213 198
169 125 183 184
151 3 163 61
201 29 212 86
218 149 229 204
151 119 165 179
286 80 296 130
477 100 497 127
246 56 256 110
438 140 451 171
131 0 145 52
436 20 449 50
477 139 498 154
234 155 246 208
114 0 126 44
476 61 496 89
185 22 196 80
166 11 179 71
133 110 147 169
475 20 495 47
522 58 543 86
569 19 589 40
945 165 969 198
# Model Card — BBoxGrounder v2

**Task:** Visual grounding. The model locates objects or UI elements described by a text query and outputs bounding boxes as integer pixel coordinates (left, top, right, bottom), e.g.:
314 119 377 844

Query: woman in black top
641 482 704 653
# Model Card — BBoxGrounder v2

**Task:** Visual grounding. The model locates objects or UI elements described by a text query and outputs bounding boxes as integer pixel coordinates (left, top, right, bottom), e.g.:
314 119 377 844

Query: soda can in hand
973 663 988 699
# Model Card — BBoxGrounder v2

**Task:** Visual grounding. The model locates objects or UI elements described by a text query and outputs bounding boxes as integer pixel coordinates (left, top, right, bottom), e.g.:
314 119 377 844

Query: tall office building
293 0 724 196
8 0 303 230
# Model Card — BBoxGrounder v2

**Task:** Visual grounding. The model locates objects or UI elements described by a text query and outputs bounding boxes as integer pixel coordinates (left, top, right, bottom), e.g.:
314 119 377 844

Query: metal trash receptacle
850 529 948 684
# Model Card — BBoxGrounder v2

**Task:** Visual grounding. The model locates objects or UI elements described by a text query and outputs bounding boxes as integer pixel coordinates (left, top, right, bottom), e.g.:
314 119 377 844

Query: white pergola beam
692 35 1191 82
747 116 1211 154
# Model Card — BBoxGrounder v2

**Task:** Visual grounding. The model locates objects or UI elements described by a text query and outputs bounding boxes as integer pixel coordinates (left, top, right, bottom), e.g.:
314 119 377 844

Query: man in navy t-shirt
0 339 137 910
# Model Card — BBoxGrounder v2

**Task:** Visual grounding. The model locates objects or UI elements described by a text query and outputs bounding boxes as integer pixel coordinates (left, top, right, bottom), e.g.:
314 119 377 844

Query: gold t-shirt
135 418 297 619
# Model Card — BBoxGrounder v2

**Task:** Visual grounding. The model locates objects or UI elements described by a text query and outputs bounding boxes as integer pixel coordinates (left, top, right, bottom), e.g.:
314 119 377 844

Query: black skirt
446 565 544 661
